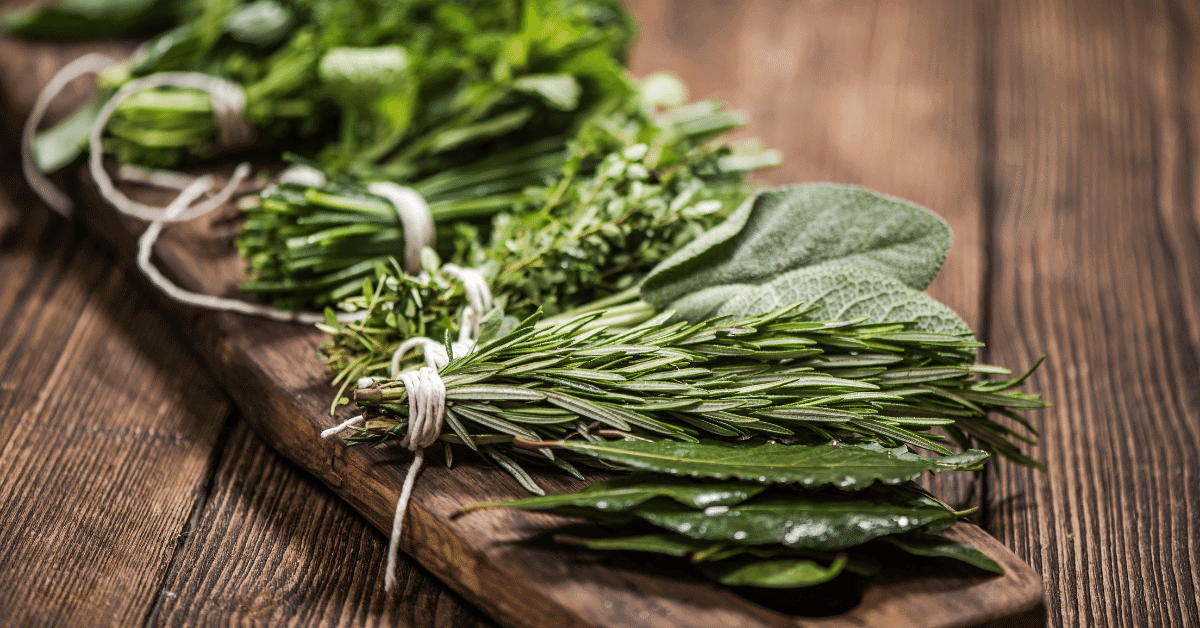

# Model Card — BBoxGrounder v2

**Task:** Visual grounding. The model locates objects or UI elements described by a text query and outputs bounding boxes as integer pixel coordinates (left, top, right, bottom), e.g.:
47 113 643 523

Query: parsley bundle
13 0 636 179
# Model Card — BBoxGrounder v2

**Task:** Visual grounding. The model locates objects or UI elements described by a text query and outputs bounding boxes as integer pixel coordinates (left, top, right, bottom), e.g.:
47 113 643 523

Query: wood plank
150 419 497 628
0 34 501 627
88 209 1044 628
0 168 231 627
985 0 1200 625
628 0 992 510
0 3 1046 625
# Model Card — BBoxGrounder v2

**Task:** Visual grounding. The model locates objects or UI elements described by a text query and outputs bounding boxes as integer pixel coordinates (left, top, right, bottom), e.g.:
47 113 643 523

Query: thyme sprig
345 306 1044 491
238 78 779 310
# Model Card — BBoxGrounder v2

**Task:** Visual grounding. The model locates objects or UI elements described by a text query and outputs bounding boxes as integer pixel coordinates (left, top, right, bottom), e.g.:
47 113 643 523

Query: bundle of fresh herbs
236 73 780 310
12 0 637 180
9 0 1046 601
321 183 1045 594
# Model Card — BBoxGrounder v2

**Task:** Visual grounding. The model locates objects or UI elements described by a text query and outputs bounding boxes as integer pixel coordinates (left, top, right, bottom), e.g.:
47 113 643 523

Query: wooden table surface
1 1 1198 626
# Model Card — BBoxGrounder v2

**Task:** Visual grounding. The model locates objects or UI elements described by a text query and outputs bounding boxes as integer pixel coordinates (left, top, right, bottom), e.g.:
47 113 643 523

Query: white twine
135 163 368 324
384 366 446 590
118 164 202 190
320 415 364 439
89 72 255 223
367 181 435 275
277 165 327 188
21 53 116 216
316 363 448 592
442 264 491 339
17 57 371 324
375 267 492 591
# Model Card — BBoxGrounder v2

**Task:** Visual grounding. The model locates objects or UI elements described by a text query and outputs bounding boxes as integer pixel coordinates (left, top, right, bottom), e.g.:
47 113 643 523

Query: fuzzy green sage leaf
641 184 953 316
691 263 974 336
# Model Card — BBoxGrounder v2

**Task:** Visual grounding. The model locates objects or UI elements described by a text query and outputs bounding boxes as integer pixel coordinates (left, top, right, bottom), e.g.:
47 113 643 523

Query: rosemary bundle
344 305 1040 593
347 306 1043 488
322 182 1046 595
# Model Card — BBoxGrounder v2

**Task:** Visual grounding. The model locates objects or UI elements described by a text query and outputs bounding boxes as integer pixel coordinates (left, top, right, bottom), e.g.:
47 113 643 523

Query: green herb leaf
692 263 973 336
465 472 765 513
883 532 1004 574
641 184 953 314
554 532 718 557
553 440 988 490
696 555 847 588
33 94 105 173
632 485 957 550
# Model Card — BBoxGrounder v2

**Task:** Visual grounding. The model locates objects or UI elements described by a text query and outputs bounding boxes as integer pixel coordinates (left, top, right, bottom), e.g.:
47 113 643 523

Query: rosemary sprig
345 306 1045 490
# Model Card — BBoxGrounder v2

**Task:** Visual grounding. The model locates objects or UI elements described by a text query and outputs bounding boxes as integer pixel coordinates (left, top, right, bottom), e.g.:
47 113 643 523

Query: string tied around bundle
321 265 491 591
24 55 374 324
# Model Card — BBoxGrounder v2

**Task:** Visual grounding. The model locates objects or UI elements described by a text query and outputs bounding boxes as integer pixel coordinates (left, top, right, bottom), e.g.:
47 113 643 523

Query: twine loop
367 181 435 275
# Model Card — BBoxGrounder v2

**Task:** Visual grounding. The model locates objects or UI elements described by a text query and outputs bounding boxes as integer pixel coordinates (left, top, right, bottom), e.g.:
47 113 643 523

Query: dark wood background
1 0 1197 626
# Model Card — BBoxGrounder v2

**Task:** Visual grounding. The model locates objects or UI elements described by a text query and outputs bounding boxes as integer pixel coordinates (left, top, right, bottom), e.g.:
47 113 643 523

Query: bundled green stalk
13 0 637 179
325 182 1046 595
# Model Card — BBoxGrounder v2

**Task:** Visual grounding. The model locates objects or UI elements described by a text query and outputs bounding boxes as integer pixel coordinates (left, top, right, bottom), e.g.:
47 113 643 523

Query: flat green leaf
674 264 972 336
555 440 988 490
33 94 104 173
465 473 765 513
696 555 847 588
634 486 957 549
512 74 581 110
884 532 1004 574
555 532 718 557
642 184 952 309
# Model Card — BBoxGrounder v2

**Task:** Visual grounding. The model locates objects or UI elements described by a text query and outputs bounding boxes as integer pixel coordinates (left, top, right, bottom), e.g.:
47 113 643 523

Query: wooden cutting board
0 36 1045 628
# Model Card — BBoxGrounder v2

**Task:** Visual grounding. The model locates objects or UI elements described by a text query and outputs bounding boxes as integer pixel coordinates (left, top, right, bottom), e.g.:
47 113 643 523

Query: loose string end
385 448 426 592
320 415 364 439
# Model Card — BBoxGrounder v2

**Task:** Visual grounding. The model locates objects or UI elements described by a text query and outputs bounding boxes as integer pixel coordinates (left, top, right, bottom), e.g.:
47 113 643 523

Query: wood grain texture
0 34 499 628
47 16 1043 628
985 0 1200 626
75 195 1044 628
627 0 991 509
149 420 497 628
0 1 1056 626
0 174 230 627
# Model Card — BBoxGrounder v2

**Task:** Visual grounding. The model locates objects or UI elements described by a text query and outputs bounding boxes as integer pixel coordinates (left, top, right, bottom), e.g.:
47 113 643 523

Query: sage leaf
641 184 952 309
33 95 105 173
673 264 972 336
634 486 957 550
554 440 988 490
